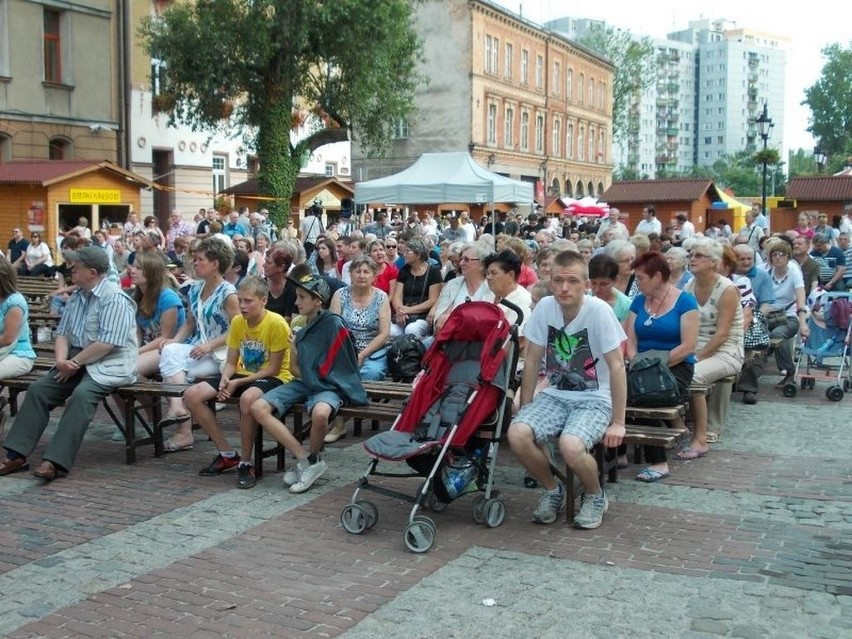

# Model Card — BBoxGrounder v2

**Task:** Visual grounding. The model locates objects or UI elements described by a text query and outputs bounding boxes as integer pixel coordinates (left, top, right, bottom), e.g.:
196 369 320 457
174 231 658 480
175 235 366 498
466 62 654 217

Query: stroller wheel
844 379 852 393
472 495 486 524
782 383 797 398
483 498 506 528
340 504 369 535
826 386 844 402
404 516 436 553
800 377 808 390
356 500 379 529
808 378 816 390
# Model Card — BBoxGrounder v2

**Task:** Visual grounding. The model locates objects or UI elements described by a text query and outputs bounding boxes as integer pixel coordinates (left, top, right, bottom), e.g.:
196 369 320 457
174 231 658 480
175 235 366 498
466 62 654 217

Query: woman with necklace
326 255 392 442
764 239 808 389
677 239 743 460
625 252 698 481
157 237 240 452
604 239 638 299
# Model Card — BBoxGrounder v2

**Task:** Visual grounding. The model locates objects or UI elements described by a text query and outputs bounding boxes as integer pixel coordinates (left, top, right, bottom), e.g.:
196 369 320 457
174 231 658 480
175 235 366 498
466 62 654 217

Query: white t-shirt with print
525 295 625 405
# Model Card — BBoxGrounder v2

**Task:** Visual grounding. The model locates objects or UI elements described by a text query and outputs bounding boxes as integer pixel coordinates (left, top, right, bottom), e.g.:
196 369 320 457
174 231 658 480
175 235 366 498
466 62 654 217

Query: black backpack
626 357 682 408
387 334 426 382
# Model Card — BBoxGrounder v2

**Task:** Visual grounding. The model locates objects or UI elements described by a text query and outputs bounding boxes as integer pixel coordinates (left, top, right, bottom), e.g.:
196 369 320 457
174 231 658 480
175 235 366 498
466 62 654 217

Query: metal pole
761 134 769 233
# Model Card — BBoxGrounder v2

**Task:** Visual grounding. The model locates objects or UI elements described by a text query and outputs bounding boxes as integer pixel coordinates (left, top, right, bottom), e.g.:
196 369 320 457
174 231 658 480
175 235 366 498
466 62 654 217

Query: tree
803 42 852 157
578 24 656 142
141 0 424 223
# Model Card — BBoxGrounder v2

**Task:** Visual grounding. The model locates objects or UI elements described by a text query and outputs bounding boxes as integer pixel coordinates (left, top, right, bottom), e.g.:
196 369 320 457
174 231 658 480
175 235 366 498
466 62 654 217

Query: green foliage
710 151 786 197
577 25 655 142
803 43 852 156
754 148 781 166
141 0 425 220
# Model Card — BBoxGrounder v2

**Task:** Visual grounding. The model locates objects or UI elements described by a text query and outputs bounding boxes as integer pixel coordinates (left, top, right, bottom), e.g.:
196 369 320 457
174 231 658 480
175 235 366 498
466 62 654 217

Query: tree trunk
257 101 298 227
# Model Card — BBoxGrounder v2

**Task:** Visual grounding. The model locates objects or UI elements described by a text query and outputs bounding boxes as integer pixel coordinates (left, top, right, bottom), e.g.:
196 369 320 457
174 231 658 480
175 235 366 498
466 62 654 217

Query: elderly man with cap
0 247 137 481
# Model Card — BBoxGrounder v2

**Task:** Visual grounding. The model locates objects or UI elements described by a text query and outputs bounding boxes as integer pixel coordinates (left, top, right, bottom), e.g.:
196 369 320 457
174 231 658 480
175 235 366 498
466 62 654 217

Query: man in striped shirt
0 247 137 482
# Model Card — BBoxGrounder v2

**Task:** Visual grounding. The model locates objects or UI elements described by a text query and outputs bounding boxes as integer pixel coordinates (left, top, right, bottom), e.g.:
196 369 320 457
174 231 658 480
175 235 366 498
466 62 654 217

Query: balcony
667 127 679 136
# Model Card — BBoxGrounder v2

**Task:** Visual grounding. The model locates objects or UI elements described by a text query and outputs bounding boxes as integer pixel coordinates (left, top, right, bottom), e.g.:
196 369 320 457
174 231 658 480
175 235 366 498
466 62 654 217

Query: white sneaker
282 459 308 487
289 459 328 493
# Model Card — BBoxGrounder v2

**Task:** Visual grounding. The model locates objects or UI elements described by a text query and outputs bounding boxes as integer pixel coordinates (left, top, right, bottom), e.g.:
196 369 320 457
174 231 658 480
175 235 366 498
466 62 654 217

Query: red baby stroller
340 300 522 553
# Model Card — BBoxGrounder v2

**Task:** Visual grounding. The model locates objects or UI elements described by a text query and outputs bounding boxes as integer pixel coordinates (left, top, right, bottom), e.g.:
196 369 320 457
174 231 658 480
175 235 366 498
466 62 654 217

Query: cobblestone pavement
0 378 849 638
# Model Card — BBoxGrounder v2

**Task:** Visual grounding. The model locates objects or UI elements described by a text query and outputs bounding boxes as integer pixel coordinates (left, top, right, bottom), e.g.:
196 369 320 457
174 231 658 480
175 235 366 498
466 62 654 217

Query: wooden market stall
0 160 158 256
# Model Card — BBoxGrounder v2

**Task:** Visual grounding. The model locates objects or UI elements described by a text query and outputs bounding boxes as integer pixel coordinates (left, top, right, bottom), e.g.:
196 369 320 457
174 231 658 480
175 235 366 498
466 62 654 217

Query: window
599 130 606 163
553 61 561 95
535 55 543 90
485 35 498 74
520 110 529 150
578 73 585 104
392 118 409 139
578 126 585 160
598 81 605 109
487 103 497 145
717 135 724 144
43 8 62 83
49 137 70 160
552 118 561 156
151 58 167 96
566 123 574 158
589 127 595 161
588 77 594 105
212 154 227 194
504 43 513 80
325 162 337 177
704 136 712 144
566 69 573 100
504 106 514 148
535 112 544 153
520 49 529 84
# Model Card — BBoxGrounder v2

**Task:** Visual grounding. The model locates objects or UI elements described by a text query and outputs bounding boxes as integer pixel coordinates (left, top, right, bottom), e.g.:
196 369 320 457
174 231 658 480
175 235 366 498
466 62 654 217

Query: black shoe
237 464 256 489
743 391 757 405
198 453 241 476
523 474 539 489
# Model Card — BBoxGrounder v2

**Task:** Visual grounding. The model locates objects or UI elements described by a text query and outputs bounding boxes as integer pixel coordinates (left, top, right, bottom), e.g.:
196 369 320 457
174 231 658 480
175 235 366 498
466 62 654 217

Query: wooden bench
17 276 58 304
555 421 688 524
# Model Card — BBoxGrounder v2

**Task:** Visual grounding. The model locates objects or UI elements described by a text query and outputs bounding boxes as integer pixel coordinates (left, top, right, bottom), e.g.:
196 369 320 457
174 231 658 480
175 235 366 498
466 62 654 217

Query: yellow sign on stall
69 188 122 203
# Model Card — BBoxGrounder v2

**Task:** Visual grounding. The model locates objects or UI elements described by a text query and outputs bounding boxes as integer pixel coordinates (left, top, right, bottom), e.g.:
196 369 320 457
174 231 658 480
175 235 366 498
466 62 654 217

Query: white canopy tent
354 152 534 205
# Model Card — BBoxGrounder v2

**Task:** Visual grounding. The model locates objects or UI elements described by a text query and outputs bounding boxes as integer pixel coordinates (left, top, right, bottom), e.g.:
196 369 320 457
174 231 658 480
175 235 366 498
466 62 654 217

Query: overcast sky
493 0 848 155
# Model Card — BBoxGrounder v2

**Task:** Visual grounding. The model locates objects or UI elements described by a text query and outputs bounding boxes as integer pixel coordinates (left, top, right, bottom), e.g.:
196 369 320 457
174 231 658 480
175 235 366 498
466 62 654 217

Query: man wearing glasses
7 228 29 269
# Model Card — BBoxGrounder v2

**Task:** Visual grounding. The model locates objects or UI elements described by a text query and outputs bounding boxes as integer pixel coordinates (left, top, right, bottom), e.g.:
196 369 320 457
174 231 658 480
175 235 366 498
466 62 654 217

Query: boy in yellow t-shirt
183 275 292 487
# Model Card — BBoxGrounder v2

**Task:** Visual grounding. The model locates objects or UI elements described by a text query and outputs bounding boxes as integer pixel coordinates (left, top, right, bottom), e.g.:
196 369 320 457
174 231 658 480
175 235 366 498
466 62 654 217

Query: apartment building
352 0 614 201
549 17 787 179
0 0 119 163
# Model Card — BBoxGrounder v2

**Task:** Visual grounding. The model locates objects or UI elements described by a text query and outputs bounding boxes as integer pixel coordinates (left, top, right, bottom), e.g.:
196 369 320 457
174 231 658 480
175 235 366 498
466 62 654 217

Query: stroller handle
498 297 525 327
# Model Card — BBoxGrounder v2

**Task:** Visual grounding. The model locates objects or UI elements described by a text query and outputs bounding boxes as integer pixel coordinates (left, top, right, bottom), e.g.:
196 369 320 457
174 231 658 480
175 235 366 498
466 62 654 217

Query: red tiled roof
786 176 852 201
222 175 354 196
0 159 158 189
602 179 720 204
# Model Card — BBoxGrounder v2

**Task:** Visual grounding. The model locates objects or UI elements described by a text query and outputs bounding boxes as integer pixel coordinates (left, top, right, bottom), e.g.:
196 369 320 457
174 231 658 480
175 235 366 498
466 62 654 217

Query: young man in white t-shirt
507 250 627 529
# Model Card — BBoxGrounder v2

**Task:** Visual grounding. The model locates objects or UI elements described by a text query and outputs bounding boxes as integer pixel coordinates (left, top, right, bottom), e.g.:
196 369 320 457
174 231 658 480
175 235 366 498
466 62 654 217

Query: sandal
706 431 719 444
157 413 190 429
163 439 194 453
636 468 670 483
675 446 708 460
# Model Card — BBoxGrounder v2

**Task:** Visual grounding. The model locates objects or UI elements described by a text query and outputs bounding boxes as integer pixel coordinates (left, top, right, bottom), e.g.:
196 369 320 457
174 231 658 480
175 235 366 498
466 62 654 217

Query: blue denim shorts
261 379 343 419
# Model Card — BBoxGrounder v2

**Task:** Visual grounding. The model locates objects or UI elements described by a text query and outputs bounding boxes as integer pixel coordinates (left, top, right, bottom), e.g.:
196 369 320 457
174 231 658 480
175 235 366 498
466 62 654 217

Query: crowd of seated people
1 203 850 530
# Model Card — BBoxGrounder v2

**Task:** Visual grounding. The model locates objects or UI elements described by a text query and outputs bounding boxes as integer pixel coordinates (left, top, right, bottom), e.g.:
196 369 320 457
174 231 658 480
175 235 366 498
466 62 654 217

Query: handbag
626 357 682 408
743 308 770 350
387 334 426 382
765 302 794 331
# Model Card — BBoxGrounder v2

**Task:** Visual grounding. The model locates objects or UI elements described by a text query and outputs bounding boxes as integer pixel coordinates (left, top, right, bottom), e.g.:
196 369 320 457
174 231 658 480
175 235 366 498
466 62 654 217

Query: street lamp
756 103 774 222
814 145 827 173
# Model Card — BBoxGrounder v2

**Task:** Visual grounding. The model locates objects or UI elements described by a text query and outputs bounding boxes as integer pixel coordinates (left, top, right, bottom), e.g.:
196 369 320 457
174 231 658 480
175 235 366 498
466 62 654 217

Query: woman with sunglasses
677 238 743 460
18 233 54 277
429 241 491 335
366 240 398 295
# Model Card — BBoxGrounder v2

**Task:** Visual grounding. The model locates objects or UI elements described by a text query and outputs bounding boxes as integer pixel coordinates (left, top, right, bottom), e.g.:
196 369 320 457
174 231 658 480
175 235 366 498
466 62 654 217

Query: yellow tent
716 190 752 231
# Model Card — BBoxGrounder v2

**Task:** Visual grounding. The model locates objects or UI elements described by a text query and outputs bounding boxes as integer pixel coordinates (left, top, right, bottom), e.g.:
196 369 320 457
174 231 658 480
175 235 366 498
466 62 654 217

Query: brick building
352 0 613 203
